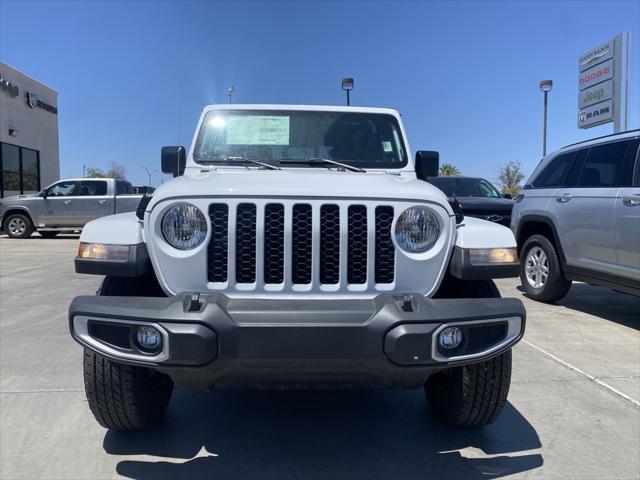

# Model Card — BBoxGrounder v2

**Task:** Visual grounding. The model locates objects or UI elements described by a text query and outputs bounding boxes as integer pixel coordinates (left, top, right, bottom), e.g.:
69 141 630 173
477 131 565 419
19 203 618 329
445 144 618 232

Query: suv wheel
4 213 34 238
520 234 571 303
427 276 512 427
83 274 172 430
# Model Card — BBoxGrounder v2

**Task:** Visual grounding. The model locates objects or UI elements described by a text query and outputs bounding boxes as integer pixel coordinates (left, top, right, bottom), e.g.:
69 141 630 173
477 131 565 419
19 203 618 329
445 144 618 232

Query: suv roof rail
562 129 640 149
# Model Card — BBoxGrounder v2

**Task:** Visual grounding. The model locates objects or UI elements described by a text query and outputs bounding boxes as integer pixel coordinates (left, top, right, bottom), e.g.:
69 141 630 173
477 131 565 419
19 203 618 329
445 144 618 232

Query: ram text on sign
579 40 613 72
579 59 613 91
579 79 613 109
578 100 613 128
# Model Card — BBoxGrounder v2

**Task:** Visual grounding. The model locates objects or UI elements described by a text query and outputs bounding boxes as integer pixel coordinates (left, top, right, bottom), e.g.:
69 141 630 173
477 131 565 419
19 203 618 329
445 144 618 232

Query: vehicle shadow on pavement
104 388 543 479
517 283 640 330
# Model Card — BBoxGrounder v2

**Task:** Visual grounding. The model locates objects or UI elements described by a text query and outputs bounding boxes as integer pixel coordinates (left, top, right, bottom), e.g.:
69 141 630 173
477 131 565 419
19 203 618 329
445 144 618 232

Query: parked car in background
426 176 514 227
512 130 640 302
0 178 143 238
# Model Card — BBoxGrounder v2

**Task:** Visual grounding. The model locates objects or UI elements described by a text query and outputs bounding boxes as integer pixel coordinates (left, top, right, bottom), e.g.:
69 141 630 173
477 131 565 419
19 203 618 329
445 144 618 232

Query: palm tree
439 163 461 176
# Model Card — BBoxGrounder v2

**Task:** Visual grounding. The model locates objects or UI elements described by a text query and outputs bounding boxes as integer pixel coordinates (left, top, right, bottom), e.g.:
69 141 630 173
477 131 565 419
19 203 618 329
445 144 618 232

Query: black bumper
69 293 525 389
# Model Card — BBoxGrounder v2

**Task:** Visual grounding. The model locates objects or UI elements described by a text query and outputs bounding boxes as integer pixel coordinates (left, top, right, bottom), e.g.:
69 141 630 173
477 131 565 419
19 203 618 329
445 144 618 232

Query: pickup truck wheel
38 231 60 238
427 277 511 427
83 350 173 431
520 234 571 303
4 213 34 238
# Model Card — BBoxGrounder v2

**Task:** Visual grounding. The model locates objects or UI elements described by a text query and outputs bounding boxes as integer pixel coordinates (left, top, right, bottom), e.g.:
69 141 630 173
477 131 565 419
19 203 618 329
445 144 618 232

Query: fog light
135 326 162 352
438 326 462 350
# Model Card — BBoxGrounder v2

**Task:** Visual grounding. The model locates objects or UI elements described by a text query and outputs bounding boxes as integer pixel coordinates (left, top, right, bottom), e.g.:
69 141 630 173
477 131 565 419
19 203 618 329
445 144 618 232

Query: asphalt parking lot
0 236 638 480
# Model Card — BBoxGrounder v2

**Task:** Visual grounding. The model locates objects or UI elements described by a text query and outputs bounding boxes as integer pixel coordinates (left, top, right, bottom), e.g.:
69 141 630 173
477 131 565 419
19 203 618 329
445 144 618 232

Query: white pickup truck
0 178 143 238
69 104 526 431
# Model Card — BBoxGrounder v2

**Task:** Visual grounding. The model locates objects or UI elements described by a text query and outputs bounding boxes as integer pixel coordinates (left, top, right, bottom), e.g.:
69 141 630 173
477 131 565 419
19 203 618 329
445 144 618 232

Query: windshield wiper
199 156 280 170
280 158 366 173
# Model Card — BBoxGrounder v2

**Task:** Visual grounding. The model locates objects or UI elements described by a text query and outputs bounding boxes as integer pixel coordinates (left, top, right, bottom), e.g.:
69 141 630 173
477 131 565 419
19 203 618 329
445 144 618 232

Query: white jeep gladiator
69 105 525 431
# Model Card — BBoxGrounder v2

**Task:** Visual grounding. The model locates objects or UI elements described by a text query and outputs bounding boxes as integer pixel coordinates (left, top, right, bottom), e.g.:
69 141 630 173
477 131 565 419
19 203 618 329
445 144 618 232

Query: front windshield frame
192 109 409 170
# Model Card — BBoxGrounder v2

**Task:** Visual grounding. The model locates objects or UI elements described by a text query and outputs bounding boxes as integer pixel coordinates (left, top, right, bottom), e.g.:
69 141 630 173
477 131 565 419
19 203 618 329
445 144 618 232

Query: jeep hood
148 169 453 210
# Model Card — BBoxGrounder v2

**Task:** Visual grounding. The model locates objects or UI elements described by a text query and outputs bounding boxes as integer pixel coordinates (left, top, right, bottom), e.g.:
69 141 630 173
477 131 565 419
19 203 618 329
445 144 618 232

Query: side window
45 181 77 197
116 181 133 195
78 180 107 196
533 151 578 188
578 140 634 187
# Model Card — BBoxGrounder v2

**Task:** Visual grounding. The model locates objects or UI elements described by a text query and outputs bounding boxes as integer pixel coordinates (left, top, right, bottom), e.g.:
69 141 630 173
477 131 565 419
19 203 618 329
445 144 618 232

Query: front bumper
69 293 525 389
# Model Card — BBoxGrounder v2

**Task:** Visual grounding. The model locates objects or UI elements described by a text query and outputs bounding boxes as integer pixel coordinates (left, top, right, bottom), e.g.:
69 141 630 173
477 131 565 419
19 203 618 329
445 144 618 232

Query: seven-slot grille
207 202 395 287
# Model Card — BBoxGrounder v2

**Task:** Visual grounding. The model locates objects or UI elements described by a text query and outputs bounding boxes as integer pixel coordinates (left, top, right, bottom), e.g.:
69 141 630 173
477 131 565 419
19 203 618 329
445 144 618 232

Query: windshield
194 110 408 169
428 177 502 198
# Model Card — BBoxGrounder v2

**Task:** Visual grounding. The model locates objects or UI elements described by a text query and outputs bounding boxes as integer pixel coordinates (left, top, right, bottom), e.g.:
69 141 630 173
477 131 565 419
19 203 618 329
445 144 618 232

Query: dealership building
0 61 59 198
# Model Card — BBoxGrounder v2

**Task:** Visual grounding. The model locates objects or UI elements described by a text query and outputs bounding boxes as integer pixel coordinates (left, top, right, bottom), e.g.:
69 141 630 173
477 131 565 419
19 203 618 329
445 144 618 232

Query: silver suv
512 130 640 302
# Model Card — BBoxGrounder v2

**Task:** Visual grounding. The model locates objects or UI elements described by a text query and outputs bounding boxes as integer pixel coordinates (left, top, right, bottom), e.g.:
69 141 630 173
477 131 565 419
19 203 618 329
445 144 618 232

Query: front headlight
161 203 207 250
395 206 440 253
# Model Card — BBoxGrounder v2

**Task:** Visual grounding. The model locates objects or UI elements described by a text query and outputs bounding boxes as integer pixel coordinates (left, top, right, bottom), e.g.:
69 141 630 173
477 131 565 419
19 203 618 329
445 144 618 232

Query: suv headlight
395 206 440 252
161 204 207 250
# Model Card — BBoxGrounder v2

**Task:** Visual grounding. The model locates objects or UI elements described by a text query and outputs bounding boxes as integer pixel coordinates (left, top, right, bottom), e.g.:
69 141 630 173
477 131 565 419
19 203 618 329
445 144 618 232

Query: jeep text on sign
577 99 613 128
578 79 613 109
578 59 613 91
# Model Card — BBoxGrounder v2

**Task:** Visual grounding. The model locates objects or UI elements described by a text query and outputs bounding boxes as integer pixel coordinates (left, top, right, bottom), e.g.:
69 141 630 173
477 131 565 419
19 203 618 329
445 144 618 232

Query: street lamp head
539 80 553 92
341 78 354 91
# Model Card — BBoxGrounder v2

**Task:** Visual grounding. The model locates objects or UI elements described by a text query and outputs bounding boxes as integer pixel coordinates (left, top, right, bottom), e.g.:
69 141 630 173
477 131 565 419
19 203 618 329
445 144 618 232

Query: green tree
85 167 106 178
497 159 525 197
439 163 461 176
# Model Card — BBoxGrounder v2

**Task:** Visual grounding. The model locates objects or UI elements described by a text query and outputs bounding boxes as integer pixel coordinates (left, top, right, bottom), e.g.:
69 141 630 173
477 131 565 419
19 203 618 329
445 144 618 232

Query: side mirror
39 191 47 198
161 146 186 177
503 193 512 199
415 151 439 180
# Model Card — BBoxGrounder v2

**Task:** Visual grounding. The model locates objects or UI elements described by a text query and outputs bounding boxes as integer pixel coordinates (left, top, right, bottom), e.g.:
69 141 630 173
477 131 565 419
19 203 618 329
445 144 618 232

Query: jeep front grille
207 201 395 289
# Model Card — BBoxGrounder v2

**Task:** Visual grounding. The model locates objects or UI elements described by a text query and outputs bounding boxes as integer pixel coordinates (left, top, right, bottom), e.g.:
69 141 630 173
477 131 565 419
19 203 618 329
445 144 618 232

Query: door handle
63 200 72 205
622 194 640 206
98 200 107 204
556 193 572 203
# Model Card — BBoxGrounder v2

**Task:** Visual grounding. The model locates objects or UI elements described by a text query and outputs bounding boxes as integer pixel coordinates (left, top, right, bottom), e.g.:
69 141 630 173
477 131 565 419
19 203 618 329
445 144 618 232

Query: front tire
425 350 512 427
520 234 571 303
83 273 172 431
4 213 33 238
83 351 173 431
427 276 512 427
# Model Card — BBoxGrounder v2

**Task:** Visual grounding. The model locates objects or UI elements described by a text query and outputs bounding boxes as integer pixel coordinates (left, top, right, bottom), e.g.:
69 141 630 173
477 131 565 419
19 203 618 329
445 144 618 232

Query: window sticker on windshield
226 116 290 145
382 141 393 152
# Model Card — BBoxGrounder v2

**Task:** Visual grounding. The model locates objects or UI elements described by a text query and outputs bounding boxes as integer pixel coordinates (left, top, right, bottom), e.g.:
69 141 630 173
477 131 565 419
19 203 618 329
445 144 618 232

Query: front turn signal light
469 248 518 265
77 243 130 261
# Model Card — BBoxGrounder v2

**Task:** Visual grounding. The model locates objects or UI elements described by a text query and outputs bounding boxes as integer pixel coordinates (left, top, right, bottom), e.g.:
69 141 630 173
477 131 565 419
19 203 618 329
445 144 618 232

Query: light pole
141 166 152 186
341 78 354 106
539 80 553 157
227 86 235 104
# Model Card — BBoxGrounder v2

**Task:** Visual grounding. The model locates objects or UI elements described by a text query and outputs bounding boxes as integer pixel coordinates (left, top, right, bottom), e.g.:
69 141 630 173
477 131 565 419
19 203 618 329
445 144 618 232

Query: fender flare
1 207 36 228
514 214 566 264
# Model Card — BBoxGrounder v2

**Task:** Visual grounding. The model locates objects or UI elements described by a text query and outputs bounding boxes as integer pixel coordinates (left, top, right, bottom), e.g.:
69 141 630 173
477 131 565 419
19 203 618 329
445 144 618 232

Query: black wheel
427 276 512 427
99 273 166 297
39 230 60 238
83 273 172 430
425 350 512 427
83 350 173 431
520 234 571 303
3 213 33 238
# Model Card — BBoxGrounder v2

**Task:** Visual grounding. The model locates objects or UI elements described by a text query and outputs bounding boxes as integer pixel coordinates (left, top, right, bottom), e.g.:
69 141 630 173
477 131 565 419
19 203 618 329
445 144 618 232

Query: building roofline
0 60 58 94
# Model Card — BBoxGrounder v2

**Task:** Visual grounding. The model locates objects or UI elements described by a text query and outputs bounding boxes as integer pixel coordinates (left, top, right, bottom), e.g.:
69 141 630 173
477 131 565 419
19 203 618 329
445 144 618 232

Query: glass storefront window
21 148 39 194
1 143 20 197
0 142 40 197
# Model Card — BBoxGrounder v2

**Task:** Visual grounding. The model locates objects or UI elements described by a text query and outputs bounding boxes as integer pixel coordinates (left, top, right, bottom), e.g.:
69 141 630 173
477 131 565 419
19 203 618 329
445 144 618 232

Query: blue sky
1 0 638 186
